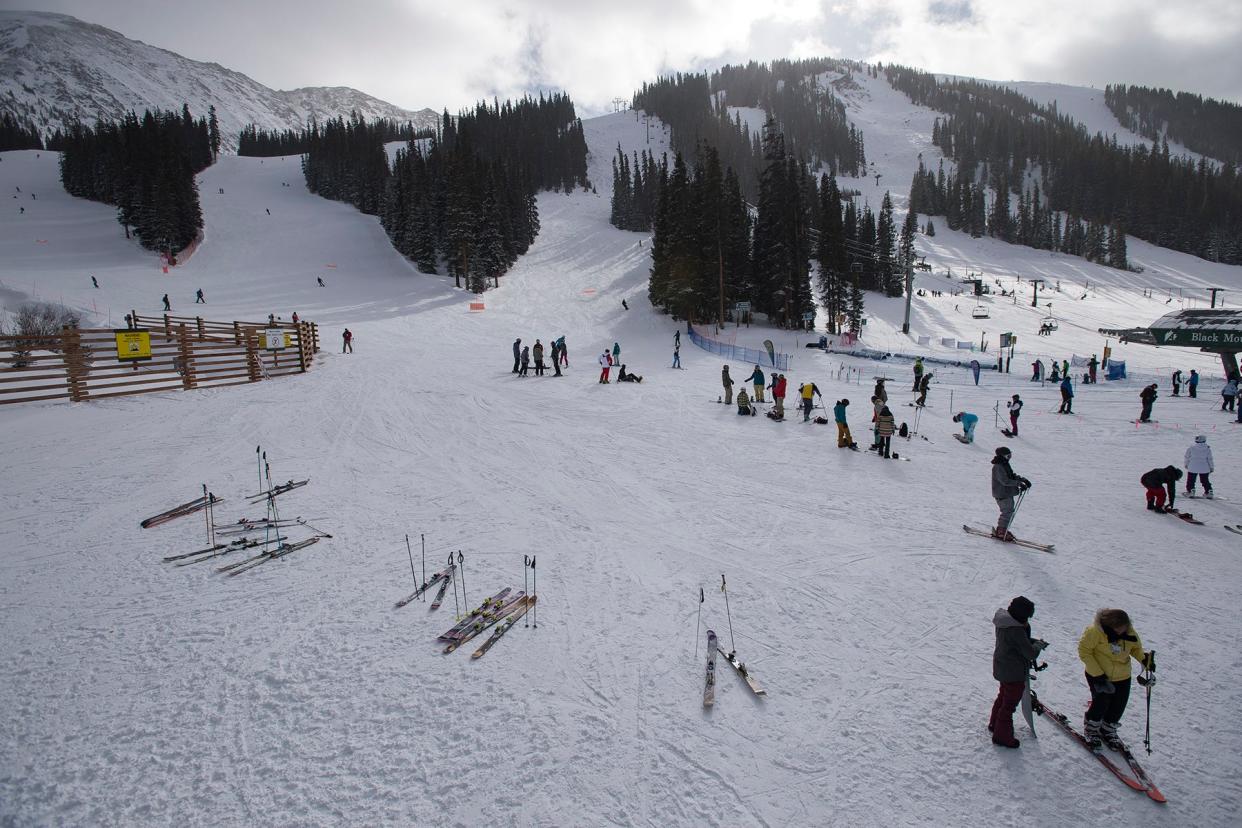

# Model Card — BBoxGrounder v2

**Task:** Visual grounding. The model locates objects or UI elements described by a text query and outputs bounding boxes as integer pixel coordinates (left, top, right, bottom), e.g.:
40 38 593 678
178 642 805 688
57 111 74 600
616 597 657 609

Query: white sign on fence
264 328 289 350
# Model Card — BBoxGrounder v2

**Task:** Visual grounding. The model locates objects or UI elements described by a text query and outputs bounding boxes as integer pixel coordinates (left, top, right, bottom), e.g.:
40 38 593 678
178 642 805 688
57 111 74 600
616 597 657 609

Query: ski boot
1084 719 1104 753
1205 491 1215 499
991 526 1016 542
1100 722 1125 752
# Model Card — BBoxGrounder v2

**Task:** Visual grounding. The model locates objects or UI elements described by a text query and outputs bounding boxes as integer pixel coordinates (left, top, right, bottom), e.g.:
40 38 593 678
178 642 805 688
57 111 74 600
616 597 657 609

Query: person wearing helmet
991 446 1030 541
1140 465 1182 512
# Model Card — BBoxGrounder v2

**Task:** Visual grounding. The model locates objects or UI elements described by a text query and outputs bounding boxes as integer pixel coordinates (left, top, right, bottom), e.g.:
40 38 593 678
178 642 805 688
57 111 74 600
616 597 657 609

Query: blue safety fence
687 323 790 370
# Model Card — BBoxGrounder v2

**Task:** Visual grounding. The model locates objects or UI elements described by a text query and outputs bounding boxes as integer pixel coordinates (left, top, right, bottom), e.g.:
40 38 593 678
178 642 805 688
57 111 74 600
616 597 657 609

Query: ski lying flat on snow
395 564 455 608
140 494 223 528
471 595 536 659
430 573 453 610
1166 509 1203 525
443 592 527 654
718 647 767 696
1031 693 1164 802
963 524 1055 552
217 537 320 575
1225 525 1242 536
216 518 307 536
169 536 286 565
704 630 718 708
245 479 309 503
438 588 514 641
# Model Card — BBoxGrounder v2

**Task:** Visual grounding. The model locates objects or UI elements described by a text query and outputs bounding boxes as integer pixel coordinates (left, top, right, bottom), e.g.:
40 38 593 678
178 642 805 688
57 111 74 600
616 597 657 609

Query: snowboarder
1058 375 1074 414
1172 369 1182 396
672 341 681 368
1006 394 1023 436
990 596 1048 749
512 338 522 374
618 364 642 383
195 288 205 304
1088 354 1099 384
265 208 270 215
991 446 1030 540
519 345 531 377
912 358 924 391
799 381 823 422
342 328 353 353
598 351 612 384
772 373 787 418
1188 369 1199 398
833 399 854 448
1139 383 1158 422
532 340 545 376
91 276 99 289
674 330 680 349
1078 609 1155 752
736 387 754 416
622 299 629 310
1184 435 1214 498
722 365 734 405
953 411 979 443
1222 375 1238 412
916 373 932 407
162 294 171 312
1140 465 1181 511
746 364 765 402
318 277 326 287
876 406 896 457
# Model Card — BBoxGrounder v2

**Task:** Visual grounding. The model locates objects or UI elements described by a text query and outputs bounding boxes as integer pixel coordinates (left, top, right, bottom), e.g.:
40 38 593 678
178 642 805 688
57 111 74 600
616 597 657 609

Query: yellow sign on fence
114 330 152 361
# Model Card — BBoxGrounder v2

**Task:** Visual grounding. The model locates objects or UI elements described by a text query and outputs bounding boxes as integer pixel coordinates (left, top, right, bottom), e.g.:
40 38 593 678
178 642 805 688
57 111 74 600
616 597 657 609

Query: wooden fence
0 313 320 406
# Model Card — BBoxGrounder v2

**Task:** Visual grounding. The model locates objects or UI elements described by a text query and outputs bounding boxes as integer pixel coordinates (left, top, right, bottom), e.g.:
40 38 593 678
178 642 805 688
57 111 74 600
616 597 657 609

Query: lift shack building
1148 309 1242 376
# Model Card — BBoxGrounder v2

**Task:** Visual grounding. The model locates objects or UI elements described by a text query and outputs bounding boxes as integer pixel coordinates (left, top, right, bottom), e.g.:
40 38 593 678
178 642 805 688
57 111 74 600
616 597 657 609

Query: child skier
1184 435 1214 498
1006 395 1022 436
990 596 1048 749
876 406 896 457
1078 609 1155 752
991 446 1030 540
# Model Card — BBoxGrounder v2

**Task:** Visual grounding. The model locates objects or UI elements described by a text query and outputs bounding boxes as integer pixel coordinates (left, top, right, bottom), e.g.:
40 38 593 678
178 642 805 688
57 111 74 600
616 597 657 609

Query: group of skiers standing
513 337 567 378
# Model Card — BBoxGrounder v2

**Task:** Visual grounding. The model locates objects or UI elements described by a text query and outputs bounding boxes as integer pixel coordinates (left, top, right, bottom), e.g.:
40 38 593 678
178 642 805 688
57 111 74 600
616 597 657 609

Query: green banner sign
1150 328 1242 349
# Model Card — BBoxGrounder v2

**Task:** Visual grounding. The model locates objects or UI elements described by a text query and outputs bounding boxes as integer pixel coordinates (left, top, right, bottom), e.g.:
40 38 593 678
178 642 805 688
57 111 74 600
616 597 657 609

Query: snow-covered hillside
0 11 438 151
2 106 1242 827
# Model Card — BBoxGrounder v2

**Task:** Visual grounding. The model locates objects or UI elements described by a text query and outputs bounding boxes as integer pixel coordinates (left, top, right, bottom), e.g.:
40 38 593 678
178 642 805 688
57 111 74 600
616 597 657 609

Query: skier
916 373 932 407
1059 374 1074 414
674 330 680 349
559 336 569 367
162 293 171 312
736 386 755 416
1140 465 1182 512
772 373 787 418
612 342 621 368
1006 394 1023 436
1139 383 1158 422
91 275 99 289
1049 361 1061 383
519 345 531 377
799 381 823 422
991 446 1030 540
1030 359 1043 382
1061 359 1069 379
874 377 888 405
622 299 629 310
266 208 270 215
1078 609 1155 752
195 288 205 304
532 340 545 376
722 365 734 405
1088 354 1099 384
876 405 896 457
953 411 979 443
989 596 1048 749
598 350 612 384
512 338 522 374
1222 374 1238 412
318 277 326 287
1184 435 1214 498
672 340 681 368
618 364 643 383
550 338 562 377
912 357 924 391
1188 369 1199 398
746 364 765 403
342 328 353 353
833 399 855 448
1171 369 1182 396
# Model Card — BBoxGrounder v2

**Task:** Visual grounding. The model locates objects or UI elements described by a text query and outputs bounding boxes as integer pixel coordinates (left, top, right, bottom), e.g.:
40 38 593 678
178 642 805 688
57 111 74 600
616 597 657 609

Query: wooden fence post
297 323 308 372
311 322 319 354
196 317 205 339
177 323 196 390
163 314 171 337
245 330 262 382
62 325 86 402
233 320 242 345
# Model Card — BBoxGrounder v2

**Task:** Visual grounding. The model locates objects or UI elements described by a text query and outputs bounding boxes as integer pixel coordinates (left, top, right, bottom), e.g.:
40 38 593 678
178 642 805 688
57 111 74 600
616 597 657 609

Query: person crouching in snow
953 411 979 443
736 387 755 416
1140 465 1181 512
991 446 1029 541
990 596 1048 749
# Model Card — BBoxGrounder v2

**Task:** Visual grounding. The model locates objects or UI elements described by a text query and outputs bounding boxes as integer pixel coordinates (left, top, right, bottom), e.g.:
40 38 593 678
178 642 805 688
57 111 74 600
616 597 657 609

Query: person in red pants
1140 465 1181 511
989 596 1048 748
598 350 612 383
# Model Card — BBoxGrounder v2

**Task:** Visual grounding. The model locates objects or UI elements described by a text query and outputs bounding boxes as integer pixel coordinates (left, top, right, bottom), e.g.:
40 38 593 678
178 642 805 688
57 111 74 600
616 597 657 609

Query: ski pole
405 534 418 588
524 555 530 628
531 556 537 628
1141 649 1156 754
420 534 426 598
1008 489 1027 536
202 483 211 545
721 574 735 654
694 587 704 660
448 552 460 617
255 445 263 493
458 550 467 613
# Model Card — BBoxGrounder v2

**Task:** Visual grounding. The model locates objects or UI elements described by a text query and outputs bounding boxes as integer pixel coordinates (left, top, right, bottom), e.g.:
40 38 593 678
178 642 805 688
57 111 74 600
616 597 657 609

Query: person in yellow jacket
1078 608 1155 752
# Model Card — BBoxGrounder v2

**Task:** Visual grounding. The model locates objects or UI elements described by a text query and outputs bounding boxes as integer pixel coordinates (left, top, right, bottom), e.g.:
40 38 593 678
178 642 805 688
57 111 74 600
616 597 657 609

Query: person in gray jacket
722 365 734 405
989 596 1048 748
991 446 1030 541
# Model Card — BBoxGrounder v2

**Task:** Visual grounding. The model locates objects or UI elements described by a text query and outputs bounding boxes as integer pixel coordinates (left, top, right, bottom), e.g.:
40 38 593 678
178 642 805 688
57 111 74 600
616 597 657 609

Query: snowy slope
0 11 438 151
2 110 1242 828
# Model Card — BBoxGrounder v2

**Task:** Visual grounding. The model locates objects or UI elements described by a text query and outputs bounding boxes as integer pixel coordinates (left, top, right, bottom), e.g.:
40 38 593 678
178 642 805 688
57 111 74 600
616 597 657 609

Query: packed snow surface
2 101 1242 825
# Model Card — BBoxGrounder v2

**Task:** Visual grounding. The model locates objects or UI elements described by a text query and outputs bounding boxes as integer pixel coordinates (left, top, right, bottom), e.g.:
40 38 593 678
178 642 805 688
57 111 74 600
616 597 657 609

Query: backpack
814 416 829 425
899 422 909 438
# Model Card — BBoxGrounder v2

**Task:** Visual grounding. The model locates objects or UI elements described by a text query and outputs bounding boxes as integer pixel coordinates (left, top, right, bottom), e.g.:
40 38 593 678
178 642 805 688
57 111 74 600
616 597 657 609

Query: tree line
1105 84 1242 164
239 118 432 157
57 105 215 259
0 112 43 151
302 94 587 291
885 64 1242 266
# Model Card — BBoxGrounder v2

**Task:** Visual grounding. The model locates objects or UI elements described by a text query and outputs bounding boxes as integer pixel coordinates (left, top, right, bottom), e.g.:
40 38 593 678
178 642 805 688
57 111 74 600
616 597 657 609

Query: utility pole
611 98 627 113
901 261 914 334
1030 278 1044 308
1208 288 1225 308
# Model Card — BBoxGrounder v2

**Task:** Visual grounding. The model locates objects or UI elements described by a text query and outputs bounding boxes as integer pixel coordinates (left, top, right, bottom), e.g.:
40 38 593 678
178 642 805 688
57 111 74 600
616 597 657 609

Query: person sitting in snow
618 364 643 383
736 387 755 416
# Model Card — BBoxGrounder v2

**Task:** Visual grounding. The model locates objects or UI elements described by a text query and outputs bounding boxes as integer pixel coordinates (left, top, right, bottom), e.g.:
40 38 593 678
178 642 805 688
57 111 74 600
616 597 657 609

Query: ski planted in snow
395 564 455 608
703 630 718 708
471 595 536 659
963 524 1055 552
718 647 767 696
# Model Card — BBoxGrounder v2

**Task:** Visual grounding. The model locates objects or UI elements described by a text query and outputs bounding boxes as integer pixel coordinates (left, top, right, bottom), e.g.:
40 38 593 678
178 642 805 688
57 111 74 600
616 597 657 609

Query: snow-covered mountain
0 11 439 151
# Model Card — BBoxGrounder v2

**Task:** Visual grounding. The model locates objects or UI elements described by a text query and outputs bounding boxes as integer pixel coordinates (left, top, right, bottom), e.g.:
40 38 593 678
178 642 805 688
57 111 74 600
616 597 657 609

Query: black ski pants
1084 674 1131 725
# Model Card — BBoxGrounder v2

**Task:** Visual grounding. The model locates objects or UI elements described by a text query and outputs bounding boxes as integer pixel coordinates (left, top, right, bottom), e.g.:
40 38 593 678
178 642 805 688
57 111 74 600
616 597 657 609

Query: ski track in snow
1 101 1242 826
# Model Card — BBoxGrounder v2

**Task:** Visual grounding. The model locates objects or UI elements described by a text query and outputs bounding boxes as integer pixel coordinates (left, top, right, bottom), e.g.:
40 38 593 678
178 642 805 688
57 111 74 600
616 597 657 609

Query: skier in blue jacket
1059 375 1074 414
745 365 766 402
953 411 979 443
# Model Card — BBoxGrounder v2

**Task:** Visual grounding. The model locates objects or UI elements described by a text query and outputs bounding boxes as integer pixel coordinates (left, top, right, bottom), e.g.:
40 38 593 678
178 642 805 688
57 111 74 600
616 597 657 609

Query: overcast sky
11 0 1242 114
